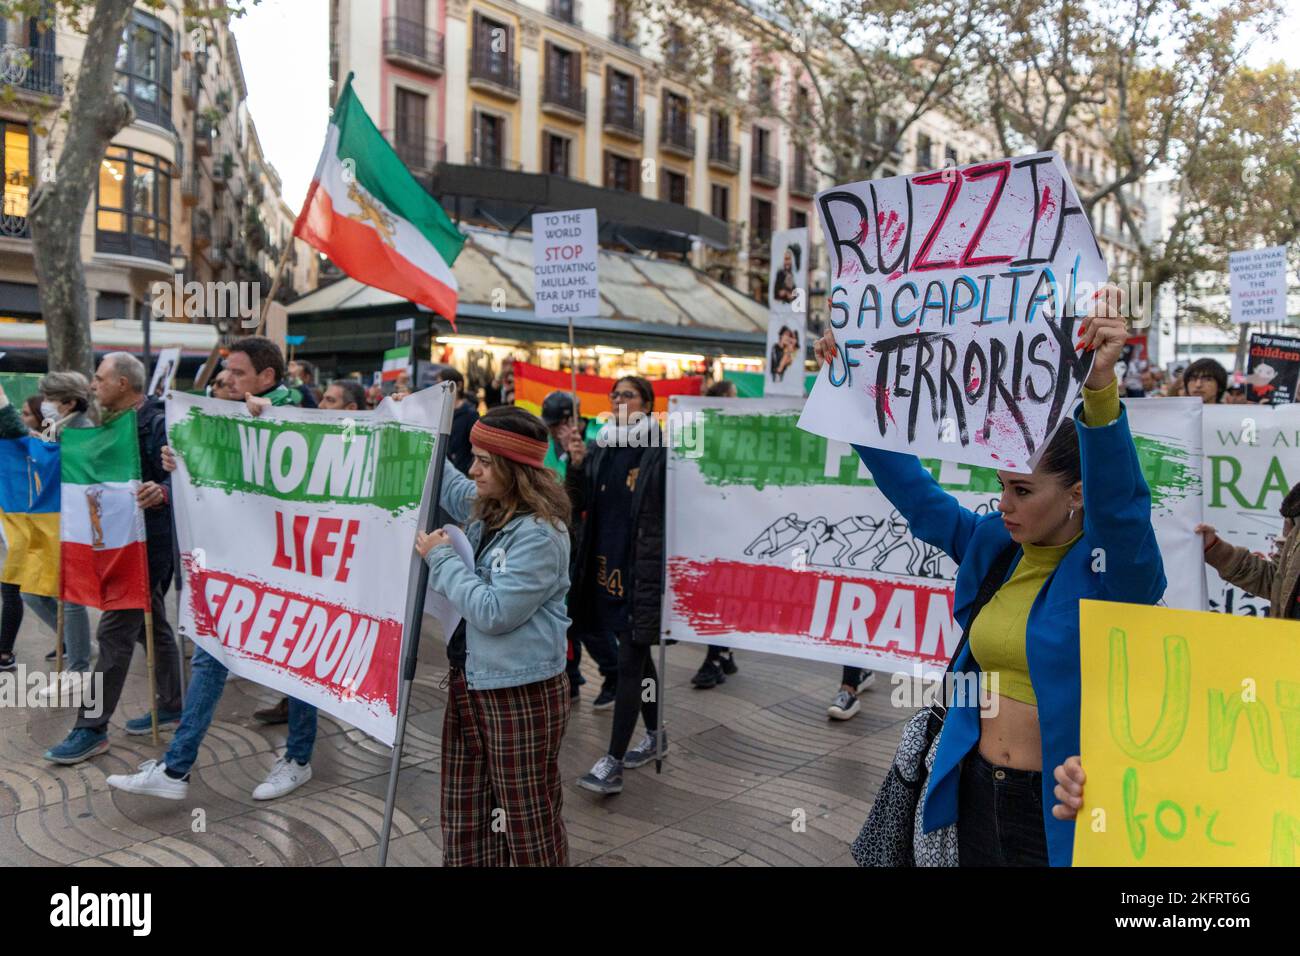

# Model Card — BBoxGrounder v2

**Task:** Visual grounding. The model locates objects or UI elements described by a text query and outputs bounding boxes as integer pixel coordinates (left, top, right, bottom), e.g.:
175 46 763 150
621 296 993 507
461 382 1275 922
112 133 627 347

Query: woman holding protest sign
416 405 573 867
817 284 1165 867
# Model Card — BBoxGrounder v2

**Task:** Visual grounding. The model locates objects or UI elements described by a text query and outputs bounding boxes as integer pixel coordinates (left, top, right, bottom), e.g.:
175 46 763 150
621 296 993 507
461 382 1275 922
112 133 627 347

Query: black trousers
75 579 183 731
0 582 23 656
608 637 658 761
957 751 1050 866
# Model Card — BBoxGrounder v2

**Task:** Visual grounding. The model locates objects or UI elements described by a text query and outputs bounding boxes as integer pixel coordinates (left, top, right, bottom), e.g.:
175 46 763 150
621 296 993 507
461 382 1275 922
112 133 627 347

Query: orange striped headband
470 420 549 468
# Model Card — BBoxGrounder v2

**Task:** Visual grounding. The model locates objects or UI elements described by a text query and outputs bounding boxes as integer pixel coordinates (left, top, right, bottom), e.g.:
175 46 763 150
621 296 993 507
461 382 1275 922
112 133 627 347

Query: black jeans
568 629 620 685
75 580 183 731
957 751 1050 866
0 582 23 657
609 637 658 761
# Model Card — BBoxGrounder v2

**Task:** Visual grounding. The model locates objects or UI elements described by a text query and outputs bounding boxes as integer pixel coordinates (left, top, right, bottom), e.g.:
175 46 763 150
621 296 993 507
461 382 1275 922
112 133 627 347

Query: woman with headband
416 405 573 866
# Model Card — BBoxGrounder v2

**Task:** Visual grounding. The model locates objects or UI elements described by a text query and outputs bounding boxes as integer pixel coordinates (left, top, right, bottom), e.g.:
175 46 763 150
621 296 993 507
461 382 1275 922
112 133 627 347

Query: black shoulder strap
945 540 1020 676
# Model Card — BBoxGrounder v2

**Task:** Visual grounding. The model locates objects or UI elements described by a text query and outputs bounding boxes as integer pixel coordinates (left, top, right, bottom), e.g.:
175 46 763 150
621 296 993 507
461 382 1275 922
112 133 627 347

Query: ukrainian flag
0 435 60 597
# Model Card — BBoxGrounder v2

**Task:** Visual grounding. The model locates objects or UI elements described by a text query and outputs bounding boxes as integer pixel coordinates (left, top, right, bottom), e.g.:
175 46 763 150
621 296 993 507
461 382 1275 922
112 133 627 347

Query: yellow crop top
968 379 1120 706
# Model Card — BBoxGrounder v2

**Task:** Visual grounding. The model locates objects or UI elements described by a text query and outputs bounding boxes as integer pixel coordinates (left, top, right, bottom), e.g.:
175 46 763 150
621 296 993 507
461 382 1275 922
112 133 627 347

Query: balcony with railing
603 101 643 140
0 198 30 239
660 117 695 158
547 0 583 25
382 129 447 176
181 166 200 206
542 77 586 119
195 115 216 156
749 226 773 257
708 139 740 172
751 151 781 187
5 46 64 100
790 161 817 198
468 47 520 98
181 58 200 108
383 17 445 76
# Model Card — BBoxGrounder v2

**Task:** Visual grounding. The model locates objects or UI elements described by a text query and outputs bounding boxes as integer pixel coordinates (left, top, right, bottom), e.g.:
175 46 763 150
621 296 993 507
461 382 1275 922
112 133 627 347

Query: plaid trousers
441 669 571 866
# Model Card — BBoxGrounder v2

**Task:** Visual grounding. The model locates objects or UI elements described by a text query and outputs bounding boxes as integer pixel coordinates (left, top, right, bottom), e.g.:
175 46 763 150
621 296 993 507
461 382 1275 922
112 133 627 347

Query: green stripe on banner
332 80 465 266
60 410 140 485
168 407 434 514
721 370 818 398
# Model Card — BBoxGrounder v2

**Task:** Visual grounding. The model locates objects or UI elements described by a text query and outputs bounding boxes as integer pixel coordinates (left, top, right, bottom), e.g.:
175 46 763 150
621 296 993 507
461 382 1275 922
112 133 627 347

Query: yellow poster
1075 601 1300 866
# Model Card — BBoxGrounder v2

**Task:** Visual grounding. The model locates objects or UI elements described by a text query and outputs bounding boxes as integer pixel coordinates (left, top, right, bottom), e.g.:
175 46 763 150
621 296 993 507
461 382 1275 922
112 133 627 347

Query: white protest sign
766 227 809 397
532 208 599 318
664 396 1204 675
148 348 180 399
1230 245 1289 325
799 152 1107 473
166 388 446 744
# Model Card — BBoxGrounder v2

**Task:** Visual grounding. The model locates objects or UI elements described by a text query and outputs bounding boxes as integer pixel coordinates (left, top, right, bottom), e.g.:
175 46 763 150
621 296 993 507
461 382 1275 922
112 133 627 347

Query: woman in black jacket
566 376 667 795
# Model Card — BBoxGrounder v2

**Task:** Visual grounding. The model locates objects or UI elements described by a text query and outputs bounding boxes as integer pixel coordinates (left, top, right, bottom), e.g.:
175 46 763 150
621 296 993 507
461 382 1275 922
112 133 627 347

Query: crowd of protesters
1 313 1295 869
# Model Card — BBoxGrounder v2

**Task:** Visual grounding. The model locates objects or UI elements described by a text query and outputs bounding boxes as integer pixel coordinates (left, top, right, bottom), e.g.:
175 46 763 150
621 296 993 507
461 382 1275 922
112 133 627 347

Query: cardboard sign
1075 601 1300 866
1246 333 1300 405
800 152 1107 473
1230 245 1289 325
532 208 599 318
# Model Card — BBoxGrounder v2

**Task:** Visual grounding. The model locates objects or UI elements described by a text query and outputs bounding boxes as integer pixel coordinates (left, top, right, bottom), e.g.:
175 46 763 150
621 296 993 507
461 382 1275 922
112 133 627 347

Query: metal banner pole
378 382 456 865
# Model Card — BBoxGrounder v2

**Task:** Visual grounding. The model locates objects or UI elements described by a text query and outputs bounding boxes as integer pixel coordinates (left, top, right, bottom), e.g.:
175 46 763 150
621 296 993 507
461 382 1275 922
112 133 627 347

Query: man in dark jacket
437 367 478 474
44 352 185 764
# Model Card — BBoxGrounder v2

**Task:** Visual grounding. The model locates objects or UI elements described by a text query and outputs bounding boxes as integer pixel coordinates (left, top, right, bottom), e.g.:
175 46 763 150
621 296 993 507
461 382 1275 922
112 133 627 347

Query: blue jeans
164 646 318 776
22 595 91 673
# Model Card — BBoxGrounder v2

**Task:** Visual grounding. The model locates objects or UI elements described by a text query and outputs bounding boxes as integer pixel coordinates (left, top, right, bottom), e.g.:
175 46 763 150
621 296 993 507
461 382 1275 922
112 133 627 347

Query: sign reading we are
1075 602 1300 867
799 152 1108 473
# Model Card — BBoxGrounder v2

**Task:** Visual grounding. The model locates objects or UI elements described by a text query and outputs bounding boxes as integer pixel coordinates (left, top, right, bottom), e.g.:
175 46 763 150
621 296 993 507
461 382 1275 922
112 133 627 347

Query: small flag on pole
294 74 466 324
382 345 412 383
59 412 151 611
0 433 61 598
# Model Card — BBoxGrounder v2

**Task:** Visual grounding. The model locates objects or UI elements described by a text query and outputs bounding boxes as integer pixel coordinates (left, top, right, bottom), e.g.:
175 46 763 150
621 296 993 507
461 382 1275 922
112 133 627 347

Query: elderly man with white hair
43 352 185 765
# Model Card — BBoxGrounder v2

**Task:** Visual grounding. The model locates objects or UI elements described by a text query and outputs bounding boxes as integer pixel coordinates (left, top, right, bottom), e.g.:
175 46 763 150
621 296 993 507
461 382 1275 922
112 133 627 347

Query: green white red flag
59 411 150 611
294 74 465 323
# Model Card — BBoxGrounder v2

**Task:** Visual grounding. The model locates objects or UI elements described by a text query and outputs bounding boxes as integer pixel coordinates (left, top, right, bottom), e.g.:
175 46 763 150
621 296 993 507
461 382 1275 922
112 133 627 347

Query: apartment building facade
0 1 315 353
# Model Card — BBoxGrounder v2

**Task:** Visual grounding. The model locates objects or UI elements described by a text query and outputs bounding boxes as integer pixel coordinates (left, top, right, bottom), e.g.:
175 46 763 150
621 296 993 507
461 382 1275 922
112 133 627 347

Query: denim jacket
424 461 571 690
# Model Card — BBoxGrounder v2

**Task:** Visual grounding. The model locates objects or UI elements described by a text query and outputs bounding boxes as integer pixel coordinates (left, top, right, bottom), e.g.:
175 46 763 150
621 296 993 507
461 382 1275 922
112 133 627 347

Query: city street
0 599 900 867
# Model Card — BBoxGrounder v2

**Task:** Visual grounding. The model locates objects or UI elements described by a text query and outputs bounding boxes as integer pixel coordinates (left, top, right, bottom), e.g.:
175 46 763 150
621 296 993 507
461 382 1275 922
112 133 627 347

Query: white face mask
40 401 59 422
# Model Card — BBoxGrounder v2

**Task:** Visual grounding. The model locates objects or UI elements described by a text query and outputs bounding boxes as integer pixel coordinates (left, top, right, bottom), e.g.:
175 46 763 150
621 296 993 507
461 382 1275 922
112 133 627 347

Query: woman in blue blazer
815 285 1165 866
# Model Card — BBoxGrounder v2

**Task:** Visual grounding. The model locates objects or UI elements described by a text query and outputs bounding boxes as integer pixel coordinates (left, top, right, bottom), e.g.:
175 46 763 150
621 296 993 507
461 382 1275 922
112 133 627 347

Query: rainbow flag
0 434 61 598
59 412 150 611
513 361 704 418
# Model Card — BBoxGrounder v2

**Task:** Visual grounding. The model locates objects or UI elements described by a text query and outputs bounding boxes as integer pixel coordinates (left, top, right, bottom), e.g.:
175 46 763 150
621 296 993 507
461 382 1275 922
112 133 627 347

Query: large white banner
166 389 446 744
1202 403 1300 615
664 396 1204 676
800 152 1108 474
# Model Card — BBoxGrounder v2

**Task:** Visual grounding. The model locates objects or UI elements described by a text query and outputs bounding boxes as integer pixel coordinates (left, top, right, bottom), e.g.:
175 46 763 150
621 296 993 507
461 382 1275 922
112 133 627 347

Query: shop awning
0 320 218 357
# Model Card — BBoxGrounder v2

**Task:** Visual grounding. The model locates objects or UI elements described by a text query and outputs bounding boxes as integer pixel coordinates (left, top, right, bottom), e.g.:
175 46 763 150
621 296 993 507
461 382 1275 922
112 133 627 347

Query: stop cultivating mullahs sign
801 152 1108 473
166 389 446 745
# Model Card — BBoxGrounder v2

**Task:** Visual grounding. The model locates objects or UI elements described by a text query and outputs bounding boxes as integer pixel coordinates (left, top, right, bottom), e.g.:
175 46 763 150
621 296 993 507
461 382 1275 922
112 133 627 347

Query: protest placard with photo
1246 332 1300 405
664 396 1203 675
148 348 181 399
1075 601 1299 866
765 227 809 397
799 152 1107 473
166 388 446 744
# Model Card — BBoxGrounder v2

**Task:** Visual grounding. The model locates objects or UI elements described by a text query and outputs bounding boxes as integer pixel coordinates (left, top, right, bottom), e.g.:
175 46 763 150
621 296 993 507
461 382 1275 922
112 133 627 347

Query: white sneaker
37 671 93 704
107 760 189 800
252 757 312 800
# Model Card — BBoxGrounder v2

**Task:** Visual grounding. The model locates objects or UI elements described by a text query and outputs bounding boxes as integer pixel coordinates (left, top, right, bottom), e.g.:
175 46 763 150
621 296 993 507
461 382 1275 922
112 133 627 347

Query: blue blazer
853 402 1166 867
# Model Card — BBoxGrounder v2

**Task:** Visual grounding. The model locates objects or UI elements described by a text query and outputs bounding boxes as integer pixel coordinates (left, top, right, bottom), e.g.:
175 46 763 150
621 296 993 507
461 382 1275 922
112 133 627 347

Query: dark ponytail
1039 421 1081 487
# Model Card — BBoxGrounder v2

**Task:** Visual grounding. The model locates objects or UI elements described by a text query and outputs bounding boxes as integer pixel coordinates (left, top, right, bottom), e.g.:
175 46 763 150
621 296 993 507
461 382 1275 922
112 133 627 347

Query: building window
661 168 687 205
751 196 773 244
473 111 505 167
394 88 430 171
95 146 173 262
663 91 690 133
604 151 637 193
544 132 571 177
544 42 584 113
916 133 933 170
790 208 807 230
753 68 774 107
710 182 729 221
606 68 636 117
713 49 732 90
471 13 515 86
945 145 959 167
114 9 174 131
1 122 32 239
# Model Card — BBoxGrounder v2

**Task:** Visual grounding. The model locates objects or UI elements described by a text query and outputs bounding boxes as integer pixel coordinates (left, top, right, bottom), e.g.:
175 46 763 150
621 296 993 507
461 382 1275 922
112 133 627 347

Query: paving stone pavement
0 595 908 867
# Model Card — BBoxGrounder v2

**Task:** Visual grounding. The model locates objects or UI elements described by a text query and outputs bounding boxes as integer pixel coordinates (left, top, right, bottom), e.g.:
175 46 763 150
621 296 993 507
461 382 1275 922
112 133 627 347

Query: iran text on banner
59 412 150 611
799 151 1107 474
166 389 447 745
294 74 465 323
382 345 411 382
1074 601 1300 866
1201 403 1300 616
0 433 60 598
513 361 703 417
663 396 1204 674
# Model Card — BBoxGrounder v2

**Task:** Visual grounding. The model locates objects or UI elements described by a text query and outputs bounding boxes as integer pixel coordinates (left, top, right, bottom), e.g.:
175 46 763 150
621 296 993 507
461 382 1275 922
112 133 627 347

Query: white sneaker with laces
106 760 189 800
252 757 312 800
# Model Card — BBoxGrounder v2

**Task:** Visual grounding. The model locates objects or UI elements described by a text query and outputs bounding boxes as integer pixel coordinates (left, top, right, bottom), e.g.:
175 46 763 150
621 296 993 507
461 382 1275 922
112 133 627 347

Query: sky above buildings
232 0 1300 218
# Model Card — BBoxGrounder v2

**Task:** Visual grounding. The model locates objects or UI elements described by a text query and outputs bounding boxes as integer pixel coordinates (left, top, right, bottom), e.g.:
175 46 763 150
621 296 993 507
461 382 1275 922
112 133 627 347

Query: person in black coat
567 376 668 795
437 367 479 474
